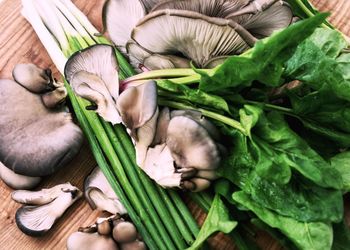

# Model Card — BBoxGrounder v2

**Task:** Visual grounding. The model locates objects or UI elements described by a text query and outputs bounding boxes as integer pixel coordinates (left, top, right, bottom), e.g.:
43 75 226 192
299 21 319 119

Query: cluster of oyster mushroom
0 64 83 190
67 167 145 250
12 183 82 236
104 0 293 69
65 44 223 192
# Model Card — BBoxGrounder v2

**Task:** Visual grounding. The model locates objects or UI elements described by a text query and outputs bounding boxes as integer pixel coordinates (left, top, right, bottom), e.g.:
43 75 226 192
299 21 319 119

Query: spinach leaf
332 220 350 250
253 111 343 189
285 29 350 101
197 14 328 92
232 191 333 250
187 195 237 250
331 151 350 192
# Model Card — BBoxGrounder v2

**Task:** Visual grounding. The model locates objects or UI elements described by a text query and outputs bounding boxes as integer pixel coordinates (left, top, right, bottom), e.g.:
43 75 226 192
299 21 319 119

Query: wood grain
0 0 349 250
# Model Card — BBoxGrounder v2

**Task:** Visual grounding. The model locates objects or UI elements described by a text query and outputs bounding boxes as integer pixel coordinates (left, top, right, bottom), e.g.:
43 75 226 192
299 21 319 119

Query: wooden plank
0 0 349 249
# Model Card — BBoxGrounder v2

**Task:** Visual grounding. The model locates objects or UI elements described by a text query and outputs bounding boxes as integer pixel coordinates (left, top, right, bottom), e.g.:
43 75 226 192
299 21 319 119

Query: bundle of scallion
21 0 200 249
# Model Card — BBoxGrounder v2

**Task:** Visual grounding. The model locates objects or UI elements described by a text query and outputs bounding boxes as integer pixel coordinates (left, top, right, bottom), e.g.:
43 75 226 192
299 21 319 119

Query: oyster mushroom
120 241 146 250
167 115 221 170
131 9 255 67
142 110 222 191
103 0 146 48
126 40 191 69
64 44 121 124
12 63 55 93
112 220 138 243
15 183 82 236
117 80 158 165
0 162 41 190
227 1 293 38
12 183 75 205
0 79 83 177
67 232 119 250
84 167 127 215
41 84 67 109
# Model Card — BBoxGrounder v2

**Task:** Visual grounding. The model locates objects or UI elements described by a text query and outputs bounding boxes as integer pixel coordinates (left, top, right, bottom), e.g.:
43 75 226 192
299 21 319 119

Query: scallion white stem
32 0 70 52
21 0 67 74
58 0 100 36
50 0 96 46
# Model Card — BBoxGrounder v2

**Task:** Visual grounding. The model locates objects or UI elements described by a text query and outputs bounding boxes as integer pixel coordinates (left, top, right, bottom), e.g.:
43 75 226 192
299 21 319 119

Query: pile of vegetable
10 0 350 249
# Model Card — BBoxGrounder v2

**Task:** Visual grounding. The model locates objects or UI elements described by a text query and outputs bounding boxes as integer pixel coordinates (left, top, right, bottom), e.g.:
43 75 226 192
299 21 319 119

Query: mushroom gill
131 9 254 67
64 44 121 124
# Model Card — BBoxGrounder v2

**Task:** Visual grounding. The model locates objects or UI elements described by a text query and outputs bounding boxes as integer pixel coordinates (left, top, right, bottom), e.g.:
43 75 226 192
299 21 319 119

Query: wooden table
0 0 349 249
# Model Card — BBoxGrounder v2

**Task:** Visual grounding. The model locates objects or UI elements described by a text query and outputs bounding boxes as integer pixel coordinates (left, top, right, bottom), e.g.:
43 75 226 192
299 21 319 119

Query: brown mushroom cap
131 9 254 67
0 79 83 176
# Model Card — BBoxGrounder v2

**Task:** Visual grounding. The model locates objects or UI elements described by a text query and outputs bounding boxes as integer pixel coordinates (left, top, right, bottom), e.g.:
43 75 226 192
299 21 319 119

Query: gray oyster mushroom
106 0 292 69
12 183 75 205
0 77 83 177
12 63 55 93
85 167 127 215
64 44 121 124
112 220 138 243
131 9 254 68
14 183 82 236
141 108 222 192
116 80 158 165
0 162 41 190
120 241 147 250
67 232 119 250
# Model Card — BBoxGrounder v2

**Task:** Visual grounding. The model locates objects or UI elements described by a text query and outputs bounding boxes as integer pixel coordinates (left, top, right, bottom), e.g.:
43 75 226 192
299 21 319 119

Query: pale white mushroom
12 63 55 93
15 183 82 236
64 45 121 124
116 80 158 165
12 183 75 205
0 162 41 190
131 9 254 67
67 232 119 250
84 167 127 215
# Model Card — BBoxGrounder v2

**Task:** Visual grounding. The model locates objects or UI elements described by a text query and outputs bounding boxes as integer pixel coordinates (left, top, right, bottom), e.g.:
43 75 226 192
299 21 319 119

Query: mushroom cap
131 9 251 67
166 116 221 170
0 161 41 190
15 186 82 236
120 241 146 250
84 167 127 214
126 40 190 69
104 0 146 47
228 1 293 38
0 79 83 176
112 221 138 243
64 44 119 103
12 183 76 205
67 232 119 250
12 64 54 93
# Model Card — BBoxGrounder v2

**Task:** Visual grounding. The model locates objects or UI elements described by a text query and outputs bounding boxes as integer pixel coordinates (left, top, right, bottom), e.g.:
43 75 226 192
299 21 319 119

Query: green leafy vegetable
331 151 350 192
187 194 237 250
197 13 328 92
332 220 350 250
232 191 334 250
